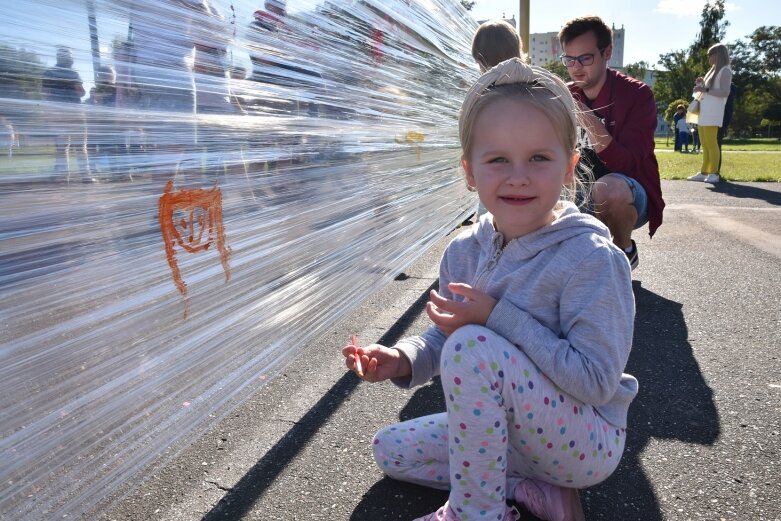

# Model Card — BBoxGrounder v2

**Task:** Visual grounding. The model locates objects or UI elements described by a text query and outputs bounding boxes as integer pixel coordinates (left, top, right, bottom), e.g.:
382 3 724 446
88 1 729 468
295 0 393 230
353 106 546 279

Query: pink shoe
413 502 520 521
514 479 585 521
412 503 458 521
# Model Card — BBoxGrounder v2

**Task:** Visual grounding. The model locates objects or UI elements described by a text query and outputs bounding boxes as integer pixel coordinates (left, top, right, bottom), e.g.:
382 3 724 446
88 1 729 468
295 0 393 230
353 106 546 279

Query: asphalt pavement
101 180 781 521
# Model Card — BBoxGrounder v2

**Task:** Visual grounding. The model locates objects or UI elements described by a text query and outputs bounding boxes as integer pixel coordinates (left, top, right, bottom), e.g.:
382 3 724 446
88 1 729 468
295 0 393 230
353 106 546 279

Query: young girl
343 58 636 521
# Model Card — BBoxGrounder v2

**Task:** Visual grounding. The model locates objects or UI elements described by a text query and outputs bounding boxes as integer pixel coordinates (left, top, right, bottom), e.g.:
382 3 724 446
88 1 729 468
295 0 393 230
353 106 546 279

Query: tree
460 0 475 10
651 0 778 136
653 1 729 117
764 103 781 122
541 59 568 82
0 44 45 100
624 61 650 81
690 0 729 56
748 26 781 74
728 26 781 134
664 99 690 124
653 51 701 111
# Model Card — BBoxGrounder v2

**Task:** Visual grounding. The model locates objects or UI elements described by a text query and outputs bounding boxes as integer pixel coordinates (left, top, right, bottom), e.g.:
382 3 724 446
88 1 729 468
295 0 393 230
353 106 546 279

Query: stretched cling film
0 0 479 518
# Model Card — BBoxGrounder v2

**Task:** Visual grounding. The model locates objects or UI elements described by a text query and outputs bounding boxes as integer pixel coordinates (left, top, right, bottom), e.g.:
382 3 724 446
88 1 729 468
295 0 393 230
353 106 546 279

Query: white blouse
698 67 733 127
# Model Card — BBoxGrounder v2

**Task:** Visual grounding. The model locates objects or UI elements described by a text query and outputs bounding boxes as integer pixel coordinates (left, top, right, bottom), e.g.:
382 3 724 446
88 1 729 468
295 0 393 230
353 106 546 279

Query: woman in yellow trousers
687 43 733 184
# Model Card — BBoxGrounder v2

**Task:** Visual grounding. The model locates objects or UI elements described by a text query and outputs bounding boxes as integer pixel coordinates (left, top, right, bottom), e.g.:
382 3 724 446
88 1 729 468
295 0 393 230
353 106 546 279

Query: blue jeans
577 173 649 229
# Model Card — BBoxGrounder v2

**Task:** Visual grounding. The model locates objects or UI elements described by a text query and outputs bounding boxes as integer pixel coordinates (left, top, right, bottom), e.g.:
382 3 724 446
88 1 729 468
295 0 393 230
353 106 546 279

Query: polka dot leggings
373 325 626 520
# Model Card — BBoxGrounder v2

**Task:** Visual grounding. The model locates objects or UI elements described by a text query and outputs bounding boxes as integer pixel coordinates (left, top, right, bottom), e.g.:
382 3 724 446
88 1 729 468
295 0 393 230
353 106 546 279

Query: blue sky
469 0 778 66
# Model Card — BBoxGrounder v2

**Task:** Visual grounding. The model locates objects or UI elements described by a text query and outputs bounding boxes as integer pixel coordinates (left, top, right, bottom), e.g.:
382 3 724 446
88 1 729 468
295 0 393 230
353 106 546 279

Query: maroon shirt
569 68 665 237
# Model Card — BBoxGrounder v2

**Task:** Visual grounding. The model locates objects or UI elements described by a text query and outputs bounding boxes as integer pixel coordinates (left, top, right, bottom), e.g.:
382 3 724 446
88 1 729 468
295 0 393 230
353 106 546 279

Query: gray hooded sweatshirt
392 202 638 429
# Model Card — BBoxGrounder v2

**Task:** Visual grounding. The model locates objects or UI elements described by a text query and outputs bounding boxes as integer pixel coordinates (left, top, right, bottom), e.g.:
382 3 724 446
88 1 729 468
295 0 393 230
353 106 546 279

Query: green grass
653 136 780 182
657 149 780 182
655 136 781 152
3 141 779 182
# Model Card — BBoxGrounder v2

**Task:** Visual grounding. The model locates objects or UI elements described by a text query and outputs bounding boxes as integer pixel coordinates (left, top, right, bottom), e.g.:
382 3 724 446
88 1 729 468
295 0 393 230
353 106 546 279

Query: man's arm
597 85 657 177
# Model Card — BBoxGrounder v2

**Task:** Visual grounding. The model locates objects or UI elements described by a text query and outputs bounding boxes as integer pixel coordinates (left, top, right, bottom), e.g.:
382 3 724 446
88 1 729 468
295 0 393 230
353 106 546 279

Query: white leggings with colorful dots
373 325 626 521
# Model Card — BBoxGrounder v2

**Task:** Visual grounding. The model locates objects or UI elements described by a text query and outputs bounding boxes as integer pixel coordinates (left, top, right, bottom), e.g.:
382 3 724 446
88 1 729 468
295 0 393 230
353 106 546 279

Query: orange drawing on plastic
159 180 231 318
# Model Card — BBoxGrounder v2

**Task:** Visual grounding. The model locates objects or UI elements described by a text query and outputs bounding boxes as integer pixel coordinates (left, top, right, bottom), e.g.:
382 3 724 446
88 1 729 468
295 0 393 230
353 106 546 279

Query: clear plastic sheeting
0 1 478 518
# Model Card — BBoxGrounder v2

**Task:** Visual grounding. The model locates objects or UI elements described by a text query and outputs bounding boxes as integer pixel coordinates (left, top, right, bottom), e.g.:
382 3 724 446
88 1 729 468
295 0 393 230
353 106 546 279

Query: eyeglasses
559 49 605 68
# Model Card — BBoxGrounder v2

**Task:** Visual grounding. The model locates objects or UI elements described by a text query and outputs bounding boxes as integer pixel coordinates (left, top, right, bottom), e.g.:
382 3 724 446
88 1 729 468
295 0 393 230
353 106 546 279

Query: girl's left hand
426 283 497 336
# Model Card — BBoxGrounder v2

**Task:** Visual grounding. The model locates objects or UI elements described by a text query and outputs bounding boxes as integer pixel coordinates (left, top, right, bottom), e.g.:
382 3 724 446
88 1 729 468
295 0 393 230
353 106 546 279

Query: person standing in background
41 46 91 181
717 82 737 174
672 104 685 152
468 19 527 221
690 123 701 153
687 43 732 184
676 113 690 153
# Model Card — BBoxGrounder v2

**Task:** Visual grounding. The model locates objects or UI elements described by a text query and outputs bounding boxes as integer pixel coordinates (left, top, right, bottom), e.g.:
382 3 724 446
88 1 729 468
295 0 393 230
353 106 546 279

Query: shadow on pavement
200 281 437 521
709 181 781 206
585 281 720 520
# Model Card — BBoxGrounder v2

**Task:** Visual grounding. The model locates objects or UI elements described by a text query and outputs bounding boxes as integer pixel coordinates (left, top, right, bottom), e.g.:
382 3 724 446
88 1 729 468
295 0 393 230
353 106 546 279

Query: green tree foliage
729 26 781 134
654 1 729 112
664 98 690 124
0 44 45 100
460 0 475 10
541 59 569 82
764 102 781 122
689 0 729 56
624 61 650 81
652 0 780 135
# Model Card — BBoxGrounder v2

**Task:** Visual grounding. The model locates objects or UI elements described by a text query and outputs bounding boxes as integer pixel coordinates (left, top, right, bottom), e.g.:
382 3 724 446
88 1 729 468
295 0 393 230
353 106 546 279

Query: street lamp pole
519 0 529 59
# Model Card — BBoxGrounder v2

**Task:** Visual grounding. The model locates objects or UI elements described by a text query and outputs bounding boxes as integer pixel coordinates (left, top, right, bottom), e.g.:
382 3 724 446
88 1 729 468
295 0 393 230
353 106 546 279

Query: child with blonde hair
471 20 526 72
344 58 637 521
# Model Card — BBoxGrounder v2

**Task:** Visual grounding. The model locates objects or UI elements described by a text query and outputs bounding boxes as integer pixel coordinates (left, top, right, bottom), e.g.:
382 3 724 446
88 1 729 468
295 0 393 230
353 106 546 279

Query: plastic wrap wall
0 1 478 518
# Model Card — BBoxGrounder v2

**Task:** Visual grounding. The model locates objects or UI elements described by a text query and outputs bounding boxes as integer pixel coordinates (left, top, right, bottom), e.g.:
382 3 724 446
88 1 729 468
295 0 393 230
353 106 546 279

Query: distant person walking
687 43 732 184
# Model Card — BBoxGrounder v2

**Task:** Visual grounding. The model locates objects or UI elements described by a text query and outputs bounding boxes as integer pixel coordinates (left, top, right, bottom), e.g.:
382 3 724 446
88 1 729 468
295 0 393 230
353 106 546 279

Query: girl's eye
488 157 508 164
530 154 550 162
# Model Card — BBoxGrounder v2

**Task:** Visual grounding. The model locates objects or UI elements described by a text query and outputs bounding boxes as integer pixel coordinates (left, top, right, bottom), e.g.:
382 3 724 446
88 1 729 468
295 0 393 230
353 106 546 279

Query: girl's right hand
341 343 411 383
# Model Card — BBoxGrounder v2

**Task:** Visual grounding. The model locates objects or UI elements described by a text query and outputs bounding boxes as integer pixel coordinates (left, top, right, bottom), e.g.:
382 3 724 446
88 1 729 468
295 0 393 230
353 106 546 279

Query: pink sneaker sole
515 479 585 521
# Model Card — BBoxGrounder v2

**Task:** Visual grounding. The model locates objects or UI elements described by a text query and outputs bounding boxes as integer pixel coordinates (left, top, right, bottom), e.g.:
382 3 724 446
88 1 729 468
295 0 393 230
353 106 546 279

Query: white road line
667 203 781 259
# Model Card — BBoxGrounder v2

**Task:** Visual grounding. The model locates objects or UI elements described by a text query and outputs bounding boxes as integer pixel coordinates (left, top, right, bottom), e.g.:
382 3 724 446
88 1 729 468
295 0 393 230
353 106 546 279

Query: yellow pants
699 125 720 174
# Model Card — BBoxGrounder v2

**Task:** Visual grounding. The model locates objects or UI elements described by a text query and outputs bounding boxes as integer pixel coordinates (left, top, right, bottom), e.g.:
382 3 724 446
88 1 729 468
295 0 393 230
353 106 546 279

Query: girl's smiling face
463 98 579 242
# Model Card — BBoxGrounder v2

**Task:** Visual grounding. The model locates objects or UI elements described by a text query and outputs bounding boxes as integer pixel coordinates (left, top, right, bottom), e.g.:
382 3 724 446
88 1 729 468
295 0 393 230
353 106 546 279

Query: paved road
101 180 781 521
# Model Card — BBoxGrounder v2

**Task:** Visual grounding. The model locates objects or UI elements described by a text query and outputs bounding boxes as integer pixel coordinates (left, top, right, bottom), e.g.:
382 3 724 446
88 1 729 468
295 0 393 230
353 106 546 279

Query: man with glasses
558 16 665 270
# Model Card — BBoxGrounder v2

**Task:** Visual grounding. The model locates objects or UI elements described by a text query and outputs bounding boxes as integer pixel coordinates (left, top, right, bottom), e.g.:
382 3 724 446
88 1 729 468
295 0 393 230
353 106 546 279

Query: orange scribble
158 180 231 318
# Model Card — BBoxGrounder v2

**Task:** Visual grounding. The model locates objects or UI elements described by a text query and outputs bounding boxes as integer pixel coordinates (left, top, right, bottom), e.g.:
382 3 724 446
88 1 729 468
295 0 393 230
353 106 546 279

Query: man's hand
577 102 613 153
426 283 497 336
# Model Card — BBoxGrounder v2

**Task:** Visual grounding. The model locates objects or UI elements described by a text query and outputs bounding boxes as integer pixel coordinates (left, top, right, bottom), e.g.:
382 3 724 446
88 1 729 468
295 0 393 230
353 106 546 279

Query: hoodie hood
473 201 613 261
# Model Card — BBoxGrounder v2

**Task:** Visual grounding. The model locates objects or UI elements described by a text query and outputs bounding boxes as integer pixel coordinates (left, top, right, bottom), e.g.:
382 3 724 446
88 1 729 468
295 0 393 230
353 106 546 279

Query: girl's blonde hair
459 58 591 202
704 43 731 88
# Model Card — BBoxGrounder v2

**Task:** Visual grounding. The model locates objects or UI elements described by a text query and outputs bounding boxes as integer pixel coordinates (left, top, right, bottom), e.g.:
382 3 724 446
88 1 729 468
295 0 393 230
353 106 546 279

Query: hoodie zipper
473 234 504 291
